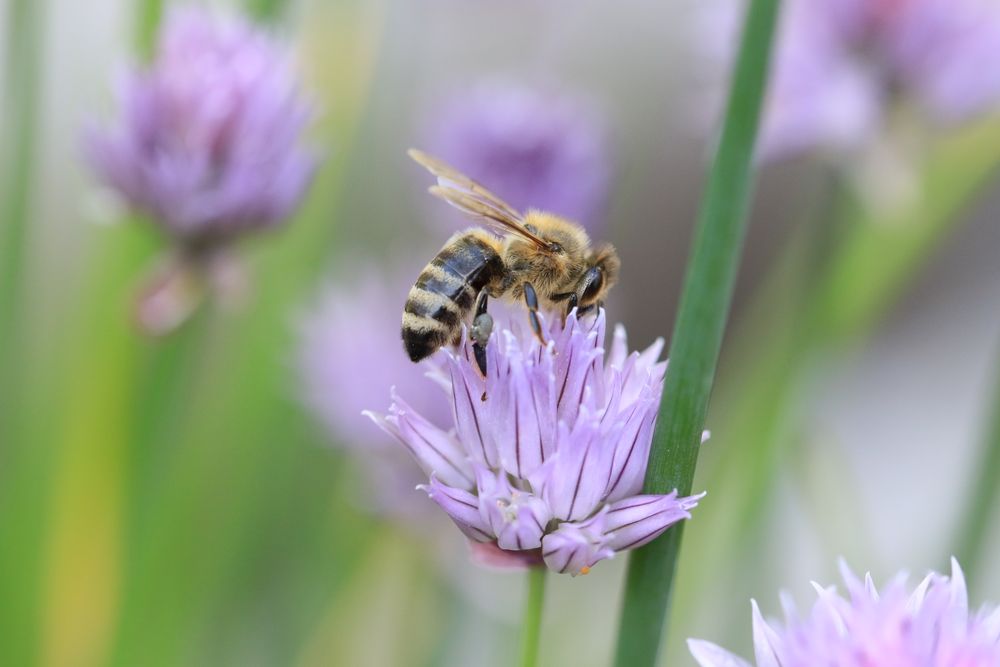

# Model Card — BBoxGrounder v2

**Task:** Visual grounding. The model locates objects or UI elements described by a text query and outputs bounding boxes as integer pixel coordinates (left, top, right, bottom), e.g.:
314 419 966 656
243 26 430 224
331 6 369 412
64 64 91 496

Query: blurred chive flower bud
689 559 1000 667
425 81 611 233
85 7 317 333
366 310 703 575
297 265 453 516
701 0 1000 162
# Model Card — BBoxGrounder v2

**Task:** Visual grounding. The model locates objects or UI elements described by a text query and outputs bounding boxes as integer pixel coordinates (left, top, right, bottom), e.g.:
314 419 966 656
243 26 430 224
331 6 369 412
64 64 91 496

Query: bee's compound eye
548 242 564 254
582 268 604 301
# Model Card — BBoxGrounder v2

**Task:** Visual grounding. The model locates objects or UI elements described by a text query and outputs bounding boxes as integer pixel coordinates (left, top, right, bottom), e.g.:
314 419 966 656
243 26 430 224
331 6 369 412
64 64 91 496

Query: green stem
0 0 44 411
518 567 546 667
246 0 288 22
110 311 212 667
0 3 45 663
135 0 164 58
612 0 781 664
954 341 1000 582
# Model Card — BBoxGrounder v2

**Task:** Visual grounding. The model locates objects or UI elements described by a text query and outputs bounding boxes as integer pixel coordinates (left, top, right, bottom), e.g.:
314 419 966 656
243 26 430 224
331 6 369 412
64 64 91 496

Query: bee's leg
564 293 579 322
573 266 604 317
522 282 546 345
470 289 492 379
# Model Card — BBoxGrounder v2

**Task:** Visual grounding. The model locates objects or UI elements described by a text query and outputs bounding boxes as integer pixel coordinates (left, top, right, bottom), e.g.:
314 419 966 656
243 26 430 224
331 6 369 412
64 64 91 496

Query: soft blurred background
2 0 1000 665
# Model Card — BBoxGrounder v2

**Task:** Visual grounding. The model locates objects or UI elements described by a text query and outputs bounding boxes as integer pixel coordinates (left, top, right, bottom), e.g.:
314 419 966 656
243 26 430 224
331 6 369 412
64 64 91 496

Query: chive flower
701 0 1000 160
366 310 703 575
425 80 611 232
689 559 1000 667
85 7 317 332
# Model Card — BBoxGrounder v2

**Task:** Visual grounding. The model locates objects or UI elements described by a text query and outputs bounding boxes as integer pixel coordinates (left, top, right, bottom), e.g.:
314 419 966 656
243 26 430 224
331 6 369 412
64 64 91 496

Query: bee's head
512 212 591 286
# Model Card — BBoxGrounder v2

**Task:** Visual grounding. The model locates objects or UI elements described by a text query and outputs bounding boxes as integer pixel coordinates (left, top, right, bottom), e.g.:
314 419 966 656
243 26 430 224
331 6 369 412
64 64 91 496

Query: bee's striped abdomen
403 233 503 362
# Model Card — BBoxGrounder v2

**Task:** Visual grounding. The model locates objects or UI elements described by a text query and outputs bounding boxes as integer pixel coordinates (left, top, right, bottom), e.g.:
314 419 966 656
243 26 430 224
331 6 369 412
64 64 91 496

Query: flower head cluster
86 7 317 244
689 559 1000 667
425 81 611 232
701 0 1000 160
367 309 703 575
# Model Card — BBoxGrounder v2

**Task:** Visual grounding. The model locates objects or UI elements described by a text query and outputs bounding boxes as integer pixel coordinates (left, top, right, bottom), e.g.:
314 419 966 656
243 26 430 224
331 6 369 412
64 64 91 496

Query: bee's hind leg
470 289 492 379
523 282 547 346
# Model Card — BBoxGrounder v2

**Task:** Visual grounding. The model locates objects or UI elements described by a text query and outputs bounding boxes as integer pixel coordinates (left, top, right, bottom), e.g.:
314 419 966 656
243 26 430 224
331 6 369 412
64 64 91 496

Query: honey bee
403 149 620 376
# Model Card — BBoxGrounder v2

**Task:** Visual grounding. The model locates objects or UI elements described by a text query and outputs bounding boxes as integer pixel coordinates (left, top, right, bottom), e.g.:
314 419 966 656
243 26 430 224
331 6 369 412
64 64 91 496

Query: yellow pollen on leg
579 566 591 575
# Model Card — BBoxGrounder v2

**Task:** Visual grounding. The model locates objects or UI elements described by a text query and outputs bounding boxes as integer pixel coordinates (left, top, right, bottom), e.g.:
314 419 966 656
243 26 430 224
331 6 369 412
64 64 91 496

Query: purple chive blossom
366 310 704 575
84 7 317 334
297 267 452 515
425 80 611 232
689 559 1000 667
700 0 1000 161
85 7 317 244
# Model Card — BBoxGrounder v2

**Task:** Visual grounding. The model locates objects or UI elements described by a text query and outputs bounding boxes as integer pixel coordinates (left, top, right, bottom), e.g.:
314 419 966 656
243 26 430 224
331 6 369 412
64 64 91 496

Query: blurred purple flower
297 263 452 515
85 7 317 334
366 309 704 575
701 0 1000 160
425 81 611 232
86 6 317 243
689 559 1000 667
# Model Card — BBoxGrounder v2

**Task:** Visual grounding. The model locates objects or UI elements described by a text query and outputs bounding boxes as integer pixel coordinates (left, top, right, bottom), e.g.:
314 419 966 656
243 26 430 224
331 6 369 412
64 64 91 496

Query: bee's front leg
522 282 547 346
564 293 578 321
470 289 492 379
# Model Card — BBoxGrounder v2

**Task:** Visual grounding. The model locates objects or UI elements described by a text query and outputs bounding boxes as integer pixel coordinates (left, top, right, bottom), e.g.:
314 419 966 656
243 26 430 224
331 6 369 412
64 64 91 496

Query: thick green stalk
954 341 1000 582
612 0 781 664
518 567 546 667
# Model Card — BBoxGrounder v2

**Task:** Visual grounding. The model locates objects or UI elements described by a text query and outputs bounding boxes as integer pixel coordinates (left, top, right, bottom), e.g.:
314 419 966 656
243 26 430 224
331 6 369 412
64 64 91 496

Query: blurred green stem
110 310 211 666
246 0 288 21
613 0 780 664
518 567 546 667
0 0 44 404
0 3 45 663
136 0 163 58
954 340 1000 582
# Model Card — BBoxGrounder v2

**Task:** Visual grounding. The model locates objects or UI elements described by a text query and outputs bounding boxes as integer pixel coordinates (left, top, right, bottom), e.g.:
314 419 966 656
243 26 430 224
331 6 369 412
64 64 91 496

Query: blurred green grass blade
954 339 1000 583
612 0 781 664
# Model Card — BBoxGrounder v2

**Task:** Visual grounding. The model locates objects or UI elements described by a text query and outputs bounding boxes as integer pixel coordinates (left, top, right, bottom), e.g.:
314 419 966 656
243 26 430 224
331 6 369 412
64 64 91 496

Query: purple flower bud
689 558 1000 667
425 80 612 233
367 310 703 575
85 7 317 244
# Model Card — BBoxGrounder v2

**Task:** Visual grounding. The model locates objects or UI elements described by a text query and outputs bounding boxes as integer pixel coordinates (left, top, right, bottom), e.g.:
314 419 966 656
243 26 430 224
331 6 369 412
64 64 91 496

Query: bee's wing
409 149 549 249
